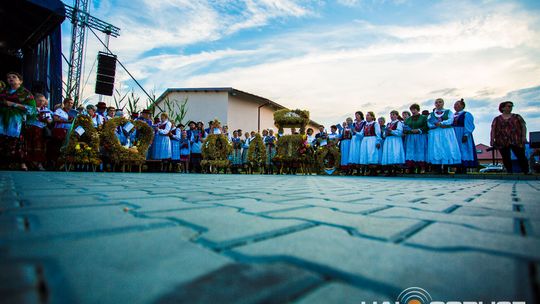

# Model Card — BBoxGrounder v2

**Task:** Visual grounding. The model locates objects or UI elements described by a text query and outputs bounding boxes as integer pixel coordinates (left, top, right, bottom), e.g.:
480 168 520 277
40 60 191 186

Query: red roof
475 143 502 160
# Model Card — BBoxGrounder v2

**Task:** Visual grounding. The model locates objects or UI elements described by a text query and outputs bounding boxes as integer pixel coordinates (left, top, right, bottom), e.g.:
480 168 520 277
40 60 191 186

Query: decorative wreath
101 117 154 164
247 133 267 168
273 109 310 135
274 134 307 164
201 134 232 171
315 145 341 174
60 115 101 165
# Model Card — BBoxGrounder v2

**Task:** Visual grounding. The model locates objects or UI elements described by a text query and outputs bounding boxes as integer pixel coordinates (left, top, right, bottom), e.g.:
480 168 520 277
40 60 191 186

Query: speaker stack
95 52 117 96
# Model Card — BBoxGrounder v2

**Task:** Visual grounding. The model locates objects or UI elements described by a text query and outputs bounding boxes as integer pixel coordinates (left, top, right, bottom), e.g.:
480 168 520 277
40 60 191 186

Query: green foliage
274 134 306 163
113 88 128 110
273 109 310 135
101 117 154 164
315 145 341 174
126 90 141 116
201 134 232 173
60 115 101 165
247 134 267 168
160 96 189 125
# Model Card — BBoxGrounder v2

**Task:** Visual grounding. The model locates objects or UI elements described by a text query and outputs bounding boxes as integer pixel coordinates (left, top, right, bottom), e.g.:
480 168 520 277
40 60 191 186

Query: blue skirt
381 136 405 165
340 139 351 166
454 127 478 167
405 133 427 162
152 134 172 160
171 139 180 160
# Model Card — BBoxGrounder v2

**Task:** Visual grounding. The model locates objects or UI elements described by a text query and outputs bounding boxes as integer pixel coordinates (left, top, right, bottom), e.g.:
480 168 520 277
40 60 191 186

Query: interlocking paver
117 196 215 213
233 225 534 301
210 198 307 214
1 171 539 303
374 207 517 235
154 262 324 303
4 227 231 304
142 206 309 249
18 194 106 209
404 222 540 259
2 204 178 242
266 206 422 240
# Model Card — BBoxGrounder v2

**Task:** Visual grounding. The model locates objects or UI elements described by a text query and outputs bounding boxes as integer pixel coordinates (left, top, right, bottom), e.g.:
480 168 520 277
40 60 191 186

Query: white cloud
68 0 540 145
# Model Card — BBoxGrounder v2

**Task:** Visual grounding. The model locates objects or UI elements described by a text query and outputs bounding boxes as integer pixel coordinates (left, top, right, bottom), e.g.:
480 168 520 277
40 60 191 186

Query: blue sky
62 0 540 144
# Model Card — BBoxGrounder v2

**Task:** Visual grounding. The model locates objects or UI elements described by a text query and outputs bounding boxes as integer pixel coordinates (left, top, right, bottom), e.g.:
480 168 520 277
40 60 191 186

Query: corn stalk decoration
113 88 128 111
161 96 188 125
126 90 141 116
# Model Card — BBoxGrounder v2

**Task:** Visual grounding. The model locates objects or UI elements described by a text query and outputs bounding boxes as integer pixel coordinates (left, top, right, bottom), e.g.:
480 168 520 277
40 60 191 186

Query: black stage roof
0 0 65 54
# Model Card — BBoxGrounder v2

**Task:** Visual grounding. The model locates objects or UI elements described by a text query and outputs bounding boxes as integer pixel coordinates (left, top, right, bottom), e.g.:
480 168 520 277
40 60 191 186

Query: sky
61 0 540 145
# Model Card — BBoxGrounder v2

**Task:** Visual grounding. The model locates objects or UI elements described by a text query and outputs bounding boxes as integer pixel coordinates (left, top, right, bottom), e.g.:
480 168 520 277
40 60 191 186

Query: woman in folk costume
401 110 411 156
377 117 386 167
25 93 51 171
348 111 366 174
52 97 75 168
359 112 382 175
86 104 104 128
0 72 37 171
381 110 405 176
404 103 428 174
231 130 243 173
264 128 277 174
241 131 252 166
114 110 129 146
427 98 461 173
339 117 353 174
151 112 172 162
210 119 222 135
452 99 478 173
179 130 191 173
170 123 182 165
189 122 205 173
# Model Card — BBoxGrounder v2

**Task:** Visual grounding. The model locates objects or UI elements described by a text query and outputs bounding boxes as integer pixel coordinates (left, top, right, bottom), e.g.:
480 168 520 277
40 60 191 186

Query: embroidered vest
453 111 466 127
364 123 376 137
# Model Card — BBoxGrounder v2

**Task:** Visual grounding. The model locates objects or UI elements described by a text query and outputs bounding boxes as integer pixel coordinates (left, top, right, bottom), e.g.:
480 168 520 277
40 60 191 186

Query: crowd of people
0 71 533 175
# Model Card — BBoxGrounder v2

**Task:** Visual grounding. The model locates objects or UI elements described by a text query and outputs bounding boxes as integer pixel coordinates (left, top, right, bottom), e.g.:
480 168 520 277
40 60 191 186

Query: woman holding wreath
0 72 37 170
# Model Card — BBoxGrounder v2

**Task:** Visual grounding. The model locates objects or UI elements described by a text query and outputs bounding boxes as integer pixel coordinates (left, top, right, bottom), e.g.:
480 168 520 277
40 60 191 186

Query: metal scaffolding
64 0 120 103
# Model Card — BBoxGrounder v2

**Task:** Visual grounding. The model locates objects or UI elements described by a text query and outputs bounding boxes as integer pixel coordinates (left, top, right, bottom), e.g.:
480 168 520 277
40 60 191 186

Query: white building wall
161 91 228 125
259 106 278 133
227 95 259 132
158 89 320 134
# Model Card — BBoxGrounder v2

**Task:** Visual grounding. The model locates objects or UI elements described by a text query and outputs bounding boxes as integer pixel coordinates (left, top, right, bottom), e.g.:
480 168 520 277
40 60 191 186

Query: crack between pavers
403 242 540 263
4 222 178 244
369 214 536 239
389 220 434 244
196 222 317 252
137 205 219 215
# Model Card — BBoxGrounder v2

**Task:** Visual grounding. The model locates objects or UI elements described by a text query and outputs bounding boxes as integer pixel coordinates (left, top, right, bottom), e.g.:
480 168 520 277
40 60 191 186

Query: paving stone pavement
1 171 539 304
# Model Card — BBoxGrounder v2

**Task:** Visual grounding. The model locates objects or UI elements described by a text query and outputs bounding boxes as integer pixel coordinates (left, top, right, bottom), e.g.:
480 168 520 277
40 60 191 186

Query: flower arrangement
273 109 310 135
201 134 232 173
101 117 153 165
315 145 341 175
60 115 101 166
247 133 267 170
273 133 312 172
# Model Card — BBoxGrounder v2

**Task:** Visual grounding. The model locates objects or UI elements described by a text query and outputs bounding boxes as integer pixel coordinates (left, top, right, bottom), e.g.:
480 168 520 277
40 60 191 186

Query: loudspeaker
95 52 117 96
530 131 540 148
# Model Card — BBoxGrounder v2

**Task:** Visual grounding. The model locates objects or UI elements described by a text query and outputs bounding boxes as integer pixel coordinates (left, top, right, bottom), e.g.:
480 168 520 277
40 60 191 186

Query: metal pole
257 102 269 133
